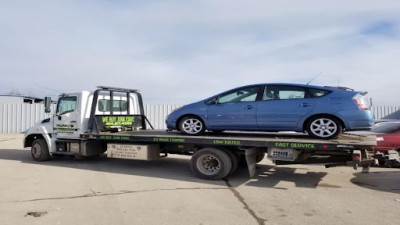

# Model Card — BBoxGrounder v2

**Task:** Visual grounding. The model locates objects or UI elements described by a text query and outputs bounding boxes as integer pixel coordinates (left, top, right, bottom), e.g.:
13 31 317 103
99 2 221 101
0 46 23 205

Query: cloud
0 0 400 106
361 21 399 37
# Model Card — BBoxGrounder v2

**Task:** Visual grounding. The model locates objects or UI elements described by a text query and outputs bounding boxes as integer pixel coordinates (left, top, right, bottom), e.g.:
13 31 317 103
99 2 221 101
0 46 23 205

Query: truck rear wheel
221 149 239 175
31 139 51 161
191 148 232 180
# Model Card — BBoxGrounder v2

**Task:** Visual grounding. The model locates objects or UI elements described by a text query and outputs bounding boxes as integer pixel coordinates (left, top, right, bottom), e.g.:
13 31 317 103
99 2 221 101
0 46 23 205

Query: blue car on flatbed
166 83 374 139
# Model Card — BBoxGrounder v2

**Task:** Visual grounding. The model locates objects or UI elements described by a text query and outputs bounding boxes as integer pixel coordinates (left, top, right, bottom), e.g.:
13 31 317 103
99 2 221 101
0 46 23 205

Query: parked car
166 83 374 139
352 122 400 167
374 110 400 124
370 122 400 152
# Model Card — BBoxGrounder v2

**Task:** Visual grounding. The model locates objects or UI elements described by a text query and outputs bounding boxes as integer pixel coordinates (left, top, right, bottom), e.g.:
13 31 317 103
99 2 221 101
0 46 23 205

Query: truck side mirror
44 97 51 113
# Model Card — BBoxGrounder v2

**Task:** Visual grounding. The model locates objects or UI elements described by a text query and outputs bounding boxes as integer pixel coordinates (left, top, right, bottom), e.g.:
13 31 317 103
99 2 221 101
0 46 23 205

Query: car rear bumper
338 109 374 130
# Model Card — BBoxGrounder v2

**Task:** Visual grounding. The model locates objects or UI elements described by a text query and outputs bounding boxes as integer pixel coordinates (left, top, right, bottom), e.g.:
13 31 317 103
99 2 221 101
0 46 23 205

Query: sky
1 0 400 105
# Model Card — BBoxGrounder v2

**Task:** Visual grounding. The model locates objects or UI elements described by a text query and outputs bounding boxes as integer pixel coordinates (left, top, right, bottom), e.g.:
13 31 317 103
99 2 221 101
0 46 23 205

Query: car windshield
371 123 400 133
382 110 400 120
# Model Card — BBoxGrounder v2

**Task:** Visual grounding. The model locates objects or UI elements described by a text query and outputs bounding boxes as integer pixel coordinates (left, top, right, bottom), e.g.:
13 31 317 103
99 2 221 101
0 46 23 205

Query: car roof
374 121 400 125
237 83 354 92
202 83 357 101
371 121 400 133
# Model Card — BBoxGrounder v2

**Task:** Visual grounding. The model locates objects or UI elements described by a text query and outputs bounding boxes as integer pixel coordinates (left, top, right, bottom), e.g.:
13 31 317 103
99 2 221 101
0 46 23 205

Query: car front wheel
306 116 342 139
179 116 206 135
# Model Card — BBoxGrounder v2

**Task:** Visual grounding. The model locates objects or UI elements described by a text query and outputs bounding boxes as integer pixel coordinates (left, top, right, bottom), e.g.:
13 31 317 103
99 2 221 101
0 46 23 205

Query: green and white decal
100 135 131 141
213 139 241 146
101 116 136 126
95 115 143 131
153 137 186 143
274 142 316 149
55 124 78 132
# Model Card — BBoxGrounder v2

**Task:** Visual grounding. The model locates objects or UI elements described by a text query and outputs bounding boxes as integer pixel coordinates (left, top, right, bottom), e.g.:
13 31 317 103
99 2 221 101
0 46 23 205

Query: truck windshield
57 96 77 115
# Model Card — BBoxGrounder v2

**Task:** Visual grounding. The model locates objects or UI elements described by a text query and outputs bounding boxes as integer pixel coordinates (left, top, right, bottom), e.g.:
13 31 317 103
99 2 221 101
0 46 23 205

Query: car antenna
306 72 322 85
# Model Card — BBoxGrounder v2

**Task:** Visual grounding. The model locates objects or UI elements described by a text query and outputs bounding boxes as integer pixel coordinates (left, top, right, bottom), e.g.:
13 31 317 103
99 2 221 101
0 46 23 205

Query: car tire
179 116 205 135
31 139 51 161
306 116 342 139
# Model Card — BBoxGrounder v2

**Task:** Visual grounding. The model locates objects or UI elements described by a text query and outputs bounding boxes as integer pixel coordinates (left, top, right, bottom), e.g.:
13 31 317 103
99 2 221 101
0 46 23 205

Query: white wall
0 96 24 104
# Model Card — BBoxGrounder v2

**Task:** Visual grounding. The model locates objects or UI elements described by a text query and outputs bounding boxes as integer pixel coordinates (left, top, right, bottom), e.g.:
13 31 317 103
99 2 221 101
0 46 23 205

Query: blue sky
1 0 400 105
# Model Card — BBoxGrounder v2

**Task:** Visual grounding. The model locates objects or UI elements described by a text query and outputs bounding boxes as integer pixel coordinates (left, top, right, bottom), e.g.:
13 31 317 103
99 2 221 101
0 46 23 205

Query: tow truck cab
24 86 148 156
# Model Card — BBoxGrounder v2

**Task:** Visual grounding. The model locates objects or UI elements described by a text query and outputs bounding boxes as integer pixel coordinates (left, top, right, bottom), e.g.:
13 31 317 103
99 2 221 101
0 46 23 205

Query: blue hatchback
166 83 374 139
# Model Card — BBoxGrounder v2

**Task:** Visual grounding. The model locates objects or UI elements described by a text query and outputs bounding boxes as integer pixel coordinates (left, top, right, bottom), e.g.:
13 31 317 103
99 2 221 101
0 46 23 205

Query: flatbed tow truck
24 86 377 180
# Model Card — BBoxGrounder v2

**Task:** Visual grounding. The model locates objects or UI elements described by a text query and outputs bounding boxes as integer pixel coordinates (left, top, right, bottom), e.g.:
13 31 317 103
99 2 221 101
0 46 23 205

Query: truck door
54 95 80 139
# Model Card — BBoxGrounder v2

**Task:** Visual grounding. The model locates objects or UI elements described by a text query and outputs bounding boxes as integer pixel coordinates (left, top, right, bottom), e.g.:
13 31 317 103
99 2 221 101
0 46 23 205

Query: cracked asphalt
0 134 399 225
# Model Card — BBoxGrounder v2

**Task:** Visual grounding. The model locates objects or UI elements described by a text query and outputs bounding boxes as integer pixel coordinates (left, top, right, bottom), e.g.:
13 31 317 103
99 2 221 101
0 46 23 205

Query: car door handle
71 121 77 123
246 105 253 110
300 103 312 107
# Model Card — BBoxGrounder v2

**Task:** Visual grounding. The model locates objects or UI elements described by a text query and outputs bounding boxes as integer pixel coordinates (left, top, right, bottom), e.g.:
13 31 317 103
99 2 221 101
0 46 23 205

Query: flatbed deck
88 130 376 151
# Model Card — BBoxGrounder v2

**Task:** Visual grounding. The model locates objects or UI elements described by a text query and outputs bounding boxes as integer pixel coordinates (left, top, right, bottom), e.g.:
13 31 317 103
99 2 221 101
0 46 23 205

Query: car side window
217 86 260 104
262 85 307 100
308 88 331 98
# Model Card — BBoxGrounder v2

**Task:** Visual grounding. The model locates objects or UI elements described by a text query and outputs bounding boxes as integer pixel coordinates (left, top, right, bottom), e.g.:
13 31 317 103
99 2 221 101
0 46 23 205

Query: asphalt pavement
0 134 399 225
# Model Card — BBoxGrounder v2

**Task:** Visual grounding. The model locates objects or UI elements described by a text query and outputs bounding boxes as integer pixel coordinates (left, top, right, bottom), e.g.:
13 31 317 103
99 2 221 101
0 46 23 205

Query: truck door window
57 96 77 115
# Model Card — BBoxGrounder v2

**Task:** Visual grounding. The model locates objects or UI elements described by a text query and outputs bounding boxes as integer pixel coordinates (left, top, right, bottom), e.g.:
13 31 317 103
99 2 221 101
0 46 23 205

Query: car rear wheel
306 116 342 139
179 116 205 135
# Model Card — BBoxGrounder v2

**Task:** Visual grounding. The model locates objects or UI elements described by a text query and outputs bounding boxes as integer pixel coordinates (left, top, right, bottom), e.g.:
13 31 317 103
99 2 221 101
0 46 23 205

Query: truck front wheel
191 148 232 180
31 139 51 161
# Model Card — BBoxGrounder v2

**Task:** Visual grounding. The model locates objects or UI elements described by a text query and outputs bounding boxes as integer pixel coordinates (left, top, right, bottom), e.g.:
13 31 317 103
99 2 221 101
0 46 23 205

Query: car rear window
371 123 400 133
307 88 331 98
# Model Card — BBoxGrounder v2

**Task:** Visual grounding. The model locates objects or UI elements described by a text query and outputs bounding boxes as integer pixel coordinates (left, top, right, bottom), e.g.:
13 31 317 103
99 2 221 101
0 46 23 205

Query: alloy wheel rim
310 118 337 138
182 119 203 134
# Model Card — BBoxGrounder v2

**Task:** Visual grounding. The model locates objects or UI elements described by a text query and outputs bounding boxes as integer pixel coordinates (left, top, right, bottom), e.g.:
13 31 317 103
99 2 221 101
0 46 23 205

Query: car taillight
353 94 369 110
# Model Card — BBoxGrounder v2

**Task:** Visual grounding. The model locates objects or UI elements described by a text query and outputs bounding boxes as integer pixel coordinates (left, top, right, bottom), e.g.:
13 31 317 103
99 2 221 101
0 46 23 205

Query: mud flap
245 148 259 178
353 149 374 173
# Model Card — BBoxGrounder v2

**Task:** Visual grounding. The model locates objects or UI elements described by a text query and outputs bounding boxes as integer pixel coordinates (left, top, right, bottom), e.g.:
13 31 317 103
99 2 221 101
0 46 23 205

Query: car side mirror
44 97 51 113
